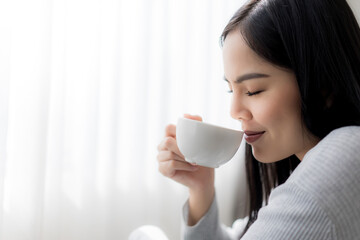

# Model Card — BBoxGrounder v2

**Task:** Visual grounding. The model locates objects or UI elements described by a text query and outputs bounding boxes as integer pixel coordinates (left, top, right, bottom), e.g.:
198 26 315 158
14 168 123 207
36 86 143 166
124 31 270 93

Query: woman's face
223 31 318 162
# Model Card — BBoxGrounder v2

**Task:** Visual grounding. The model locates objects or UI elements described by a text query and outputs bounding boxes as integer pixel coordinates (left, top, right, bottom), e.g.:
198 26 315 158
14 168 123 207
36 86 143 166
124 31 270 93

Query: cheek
254 90 302 131
251 94 302 163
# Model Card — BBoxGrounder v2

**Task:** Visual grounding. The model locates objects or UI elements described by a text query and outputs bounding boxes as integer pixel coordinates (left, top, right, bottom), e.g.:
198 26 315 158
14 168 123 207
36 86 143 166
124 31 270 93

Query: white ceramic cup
176 117 243 168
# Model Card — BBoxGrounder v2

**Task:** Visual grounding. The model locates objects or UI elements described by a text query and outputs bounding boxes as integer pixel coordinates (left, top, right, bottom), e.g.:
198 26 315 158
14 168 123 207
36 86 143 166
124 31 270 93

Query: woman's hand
157 114 215 225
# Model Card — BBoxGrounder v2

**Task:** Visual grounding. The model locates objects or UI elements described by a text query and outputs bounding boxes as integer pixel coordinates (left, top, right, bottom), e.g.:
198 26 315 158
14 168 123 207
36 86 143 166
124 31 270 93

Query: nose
230 96 252 121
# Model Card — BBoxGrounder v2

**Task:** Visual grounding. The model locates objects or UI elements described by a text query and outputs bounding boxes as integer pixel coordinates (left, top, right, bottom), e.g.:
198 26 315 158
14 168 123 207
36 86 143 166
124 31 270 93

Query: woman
157 0 360 239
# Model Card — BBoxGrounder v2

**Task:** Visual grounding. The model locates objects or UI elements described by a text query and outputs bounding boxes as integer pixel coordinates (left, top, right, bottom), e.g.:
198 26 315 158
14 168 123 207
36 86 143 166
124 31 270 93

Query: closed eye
246 90 263 96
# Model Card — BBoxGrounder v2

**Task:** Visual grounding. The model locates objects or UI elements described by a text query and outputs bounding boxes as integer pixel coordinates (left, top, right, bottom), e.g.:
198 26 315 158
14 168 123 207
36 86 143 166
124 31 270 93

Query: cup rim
178 117 243 133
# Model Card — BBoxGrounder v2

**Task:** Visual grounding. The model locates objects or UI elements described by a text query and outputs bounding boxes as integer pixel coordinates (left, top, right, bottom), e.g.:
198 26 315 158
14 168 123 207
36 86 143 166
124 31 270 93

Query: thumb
183 113 203 122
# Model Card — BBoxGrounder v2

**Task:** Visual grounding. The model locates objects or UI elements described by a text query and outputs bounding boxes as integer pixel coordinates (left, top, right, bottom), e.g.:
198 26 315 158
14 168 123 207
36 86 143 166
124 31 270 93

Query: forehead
222 31 251 59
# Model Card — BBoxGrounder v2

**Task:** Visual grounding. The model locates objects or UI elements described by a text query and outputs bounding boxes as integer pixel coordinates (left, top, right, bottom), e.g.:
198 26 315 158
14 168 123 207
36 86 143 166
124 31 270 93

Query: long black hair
220 0 360 237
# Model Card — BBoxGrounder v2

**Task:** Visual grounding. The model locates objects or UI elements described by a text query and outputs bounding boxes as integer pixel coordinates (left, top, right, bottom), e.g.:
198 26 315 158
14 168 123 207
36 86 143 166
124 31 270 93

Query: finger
157 150 184 163
165 124 176 138
183 113 203 122
157 137 185 158
158 159 198 178
157 136 175 151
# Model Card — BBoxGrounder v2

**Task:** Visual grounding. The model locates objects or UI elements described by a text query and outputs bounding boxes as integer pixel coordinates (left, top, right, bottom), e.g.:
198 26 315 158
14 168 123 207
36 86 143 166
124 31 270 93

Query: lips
244 131 265 143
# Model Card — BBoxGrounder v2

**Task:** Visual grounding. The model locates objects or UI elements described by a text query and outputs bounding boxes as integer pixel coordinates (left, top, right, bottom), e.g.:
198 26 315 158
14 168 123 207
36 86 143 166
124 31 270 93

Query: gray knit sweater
182 126 360 239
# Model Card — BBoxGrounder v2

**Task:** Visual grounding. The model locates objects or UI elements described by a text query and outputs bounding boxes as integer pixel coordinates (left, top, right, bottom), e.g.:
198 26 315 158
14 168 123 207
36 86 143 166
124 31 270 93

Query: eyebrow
224 73 270 83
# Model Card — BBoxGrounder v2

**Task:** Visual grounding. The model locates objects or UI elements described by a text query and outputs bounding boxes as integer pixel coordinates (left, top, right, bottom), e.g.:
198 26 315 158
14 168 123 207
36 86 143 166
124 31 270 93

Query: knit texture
182 126 360 240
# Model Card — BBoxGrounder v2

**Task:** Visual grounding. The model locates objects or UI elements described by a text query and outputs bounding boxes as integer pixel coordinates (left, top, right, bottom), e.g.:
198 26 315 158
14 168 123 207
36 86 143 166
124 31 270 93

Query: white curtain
0 0 249 239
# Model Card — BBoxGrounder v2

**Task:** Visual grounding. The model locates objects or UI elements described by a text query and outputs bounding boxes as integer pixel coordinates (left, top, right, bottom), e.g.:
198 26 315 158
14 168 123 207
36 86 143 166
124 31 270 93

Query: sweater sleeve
181 195 247 240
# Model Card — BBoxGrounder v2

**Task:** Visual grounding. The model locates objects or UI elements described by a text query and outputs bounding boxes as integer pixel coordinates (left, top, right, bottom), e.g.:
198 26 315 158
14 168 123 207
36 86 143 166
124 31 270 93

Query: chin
252 149 279 163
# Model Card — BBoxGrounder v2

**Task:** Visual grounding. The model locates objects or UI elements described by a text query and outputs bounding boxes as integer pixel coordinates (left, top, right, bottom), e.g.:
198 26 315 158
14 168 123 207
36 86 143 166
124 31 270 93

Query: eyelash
246 90 262 96
227 90 262 96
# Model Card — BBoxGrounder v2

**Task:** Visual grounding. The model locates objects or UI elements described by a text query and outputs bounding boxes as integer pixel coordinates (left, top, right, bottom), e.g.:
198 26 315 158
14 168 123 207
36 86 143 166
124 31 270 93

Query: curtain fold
0 0 247 239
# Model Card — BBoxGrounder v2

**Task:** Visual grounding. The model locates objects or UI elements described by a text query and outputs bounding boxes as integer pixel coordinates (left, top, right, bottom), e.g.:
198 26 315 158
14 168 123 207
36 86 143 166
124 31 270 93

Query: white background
0 0 359 239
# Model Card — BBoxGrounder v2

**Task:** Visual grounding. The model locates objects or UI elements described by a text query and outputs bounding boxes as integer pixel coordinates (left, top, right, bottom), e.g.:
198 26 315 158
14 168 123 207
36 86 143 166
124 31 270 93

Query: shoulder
291 126 360 179
312 126 360 158
285 126 360 238
289 126 360 188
